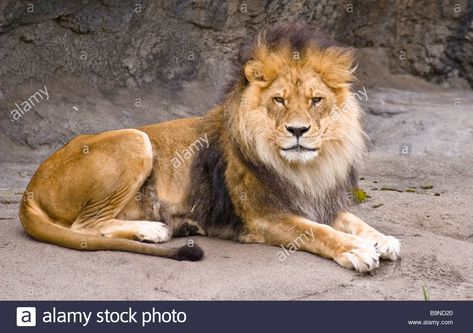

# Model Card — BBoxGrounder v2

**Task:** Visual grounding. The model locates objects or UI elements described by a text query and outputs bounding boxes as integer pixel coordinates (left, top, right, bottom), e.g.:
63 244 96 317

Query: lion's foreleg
332 212 400 260
245 215 380 272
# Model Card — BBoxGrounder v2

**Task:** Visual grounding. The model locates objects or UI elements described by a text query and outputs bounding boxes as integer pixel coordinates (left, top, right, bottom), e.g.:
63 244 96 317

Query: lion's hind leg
69 129 173 245
332 212 400 260
19 128 203 260
95 219 171 243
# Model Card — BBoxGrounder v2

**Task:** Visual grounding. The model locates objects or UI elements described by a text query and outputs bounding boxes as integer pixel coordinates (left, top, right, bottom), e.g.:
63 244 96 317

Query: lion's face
229 44 364 195
256 69 336 163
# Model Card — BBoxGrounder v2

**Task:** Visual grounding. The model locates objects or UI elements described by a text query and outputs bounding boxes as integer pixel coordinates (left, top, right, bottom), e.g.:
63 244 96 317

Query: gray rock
0 0 472 96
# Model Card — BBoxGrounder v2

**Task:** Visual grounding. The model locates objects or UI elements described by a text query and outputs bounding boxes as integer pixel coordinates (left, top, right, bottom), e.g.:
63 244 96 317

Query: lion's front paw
374 235 401 261
135 222 171 243
361 232 401 261
333 237 380 273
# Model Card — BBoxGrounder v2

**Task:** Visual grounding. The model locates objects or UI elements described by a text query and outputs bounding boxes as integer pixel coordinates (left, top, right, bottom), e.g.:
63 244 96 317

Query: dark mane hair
239 22 343 63
219 22 344 102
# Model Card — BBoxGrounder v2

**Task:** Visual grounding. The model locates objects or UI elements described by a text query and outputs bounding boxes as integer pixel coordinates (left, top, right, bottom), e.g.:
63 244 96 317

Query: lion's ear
244 60 265 83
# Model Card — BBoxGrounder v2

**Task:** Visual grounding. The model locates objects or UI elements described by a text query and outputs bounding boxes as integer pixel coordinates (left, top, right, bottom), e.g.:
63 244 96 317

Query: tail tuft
174 243 204 261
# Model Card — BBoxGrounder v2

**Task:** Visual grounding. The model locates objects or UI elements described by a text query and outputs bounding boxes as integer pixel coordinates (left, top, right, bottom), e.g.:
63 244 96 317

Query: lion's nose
285 125 311 139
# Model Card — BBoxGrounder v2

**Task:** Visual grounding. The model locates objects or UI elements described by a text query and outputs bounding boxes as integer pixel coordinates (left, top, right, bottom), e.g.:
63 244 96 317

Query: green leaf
422 286 430 301
352 188 368 203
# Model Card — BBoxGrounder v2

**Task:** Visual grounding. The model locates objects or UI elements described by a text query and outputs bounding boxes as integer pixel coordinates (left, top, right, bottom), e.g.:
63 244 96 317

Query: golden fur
19 23 400 271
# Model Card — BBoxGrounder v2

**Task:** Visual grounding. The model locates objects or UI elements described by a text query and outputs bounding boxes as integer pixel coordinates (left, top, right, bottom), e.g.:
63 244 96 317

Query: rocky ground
1 87 472 300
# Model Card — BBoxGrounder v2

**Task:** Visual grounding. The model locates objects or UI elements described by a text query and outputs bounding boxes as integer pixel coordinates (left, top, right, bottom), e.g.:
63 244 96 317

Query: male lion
19 23 400 272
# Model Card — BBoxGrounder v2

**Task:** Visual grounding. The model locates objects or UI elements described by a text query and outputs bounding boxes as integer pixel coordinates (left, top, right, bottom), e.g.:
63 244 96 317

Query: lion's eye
311 97 323 105
273 97 285 105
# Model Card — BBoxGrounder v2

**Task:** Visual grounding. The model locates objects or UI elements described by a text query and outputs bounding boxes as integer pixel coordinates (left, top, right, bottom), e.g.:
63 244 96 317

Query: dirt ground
1 88 472 300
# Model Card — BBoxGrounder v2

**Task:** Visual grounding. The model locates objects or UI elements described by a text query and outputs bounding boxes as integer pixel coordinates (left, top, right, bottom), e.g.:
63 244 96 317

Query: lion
19 23 400 272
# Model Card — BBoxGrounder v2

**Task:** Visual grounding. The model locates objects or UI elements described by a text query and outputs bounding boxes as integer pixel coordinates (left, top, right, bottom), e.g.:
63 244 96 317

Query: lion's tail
19 198 203 261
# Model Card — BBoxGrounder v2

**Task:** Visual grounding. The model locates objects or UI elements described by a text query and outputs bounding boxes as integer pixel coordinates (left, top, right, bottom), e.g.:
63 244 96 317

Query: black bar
3 301 471 333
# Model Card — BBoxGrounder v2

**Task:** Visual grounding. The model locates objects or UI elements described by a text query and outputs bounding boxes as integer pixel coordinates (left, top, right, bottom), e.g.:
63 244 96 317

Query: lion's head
225 23 365 197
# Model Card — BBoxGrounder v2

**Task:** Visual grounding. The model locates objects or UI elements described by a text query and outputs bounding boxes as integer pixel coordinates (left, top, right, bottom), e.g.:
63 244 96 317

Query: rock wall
0 0 472 156
1 0 472 91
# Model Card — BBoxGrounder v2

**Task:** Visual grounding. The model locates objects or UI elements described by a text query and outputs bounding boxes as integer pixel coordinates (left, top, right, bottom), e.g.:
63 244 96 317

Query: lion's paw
374 235 401 261
334 237 380 273
135 222 171 243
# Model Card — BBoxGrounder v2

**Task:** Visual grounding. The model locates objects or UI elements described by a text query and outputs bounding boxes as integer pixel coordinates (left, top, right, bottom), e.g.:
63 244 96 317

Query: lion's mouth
281 145 318 152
